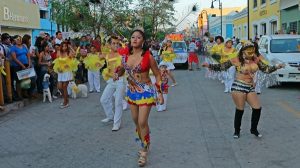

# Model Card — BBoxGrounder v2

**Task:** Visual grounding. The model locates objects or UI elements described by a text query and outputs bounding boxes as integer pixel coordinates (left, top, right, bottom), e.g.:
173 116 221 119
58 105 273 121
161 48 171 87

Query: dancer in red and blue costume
115 28 164 167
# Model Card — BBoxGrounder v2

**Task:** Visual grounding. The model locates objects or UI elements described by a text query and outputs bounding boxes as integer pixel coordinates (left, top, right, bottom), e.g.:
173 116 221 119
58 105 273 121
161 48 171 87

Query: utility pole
247 0 250 40
211 0 222 36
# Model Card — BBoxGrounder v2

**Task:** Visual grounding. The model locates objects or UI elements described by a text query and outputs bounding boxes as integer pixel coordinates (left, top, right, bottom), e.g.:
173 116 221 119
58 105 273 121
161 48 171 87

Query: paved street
0 68 300 168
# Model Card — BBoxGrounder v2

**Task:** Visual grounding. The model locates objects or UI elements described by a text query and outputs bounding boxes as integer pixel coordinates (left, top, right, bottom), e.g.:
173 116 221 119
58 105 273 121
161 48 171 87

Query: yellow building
233 8 248 40
249 0 281 39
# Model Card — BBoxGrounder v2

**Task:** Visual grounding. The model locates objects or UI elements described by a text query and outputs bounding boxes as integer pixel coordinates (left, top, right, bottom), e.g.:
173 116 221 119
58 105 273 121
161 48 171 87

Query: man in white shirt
55 31 63 45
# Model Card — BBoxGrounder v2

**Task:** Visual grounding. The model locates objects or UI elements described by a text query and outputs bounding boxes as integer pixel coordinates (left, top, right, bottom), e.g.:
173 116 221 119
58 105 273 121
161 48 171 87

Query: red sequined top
121 48 151 73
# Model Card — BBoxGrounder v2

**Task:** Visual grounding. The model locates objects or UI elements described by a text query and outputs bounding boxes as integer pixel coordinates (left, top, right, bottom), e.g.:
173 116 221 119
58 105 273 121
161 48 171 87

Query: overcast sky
174 0 247 30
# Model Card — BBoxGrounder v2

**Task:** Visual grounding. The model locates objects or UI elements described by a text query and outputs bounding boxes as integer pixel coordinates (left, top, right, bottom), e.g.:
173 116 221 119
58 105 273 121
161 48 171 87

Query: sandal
137 150 143 157
171 83 177 87
138 151 147 167
60 103 69 109
138 149 150 157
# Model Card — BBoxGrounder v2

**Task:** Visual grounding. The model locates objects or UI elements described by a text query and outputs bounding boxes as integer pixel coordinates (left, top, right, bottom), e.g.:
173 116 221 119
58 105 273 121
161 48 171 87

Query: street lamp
211 0 222 37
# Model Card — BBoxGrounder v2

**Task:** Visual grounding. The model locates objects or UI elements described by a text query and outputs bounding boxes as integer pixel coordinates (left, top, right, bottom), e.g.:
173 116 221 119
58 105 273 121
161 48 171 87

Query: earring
142 43 144 48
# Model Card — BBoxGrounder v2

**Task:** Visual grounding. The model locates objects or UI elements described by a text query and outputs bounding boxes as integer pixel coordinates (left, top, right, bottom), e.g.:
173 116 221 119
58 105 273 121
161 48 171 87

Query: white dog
42 73 52 103
68 81 88 99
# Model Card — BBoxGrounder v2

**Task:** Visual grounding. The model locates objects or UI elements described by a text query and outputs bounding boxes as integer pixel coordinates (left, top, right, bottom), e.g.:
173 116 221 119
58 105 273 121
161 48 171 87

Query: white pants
100 77 125 127
157 94 168 111
88 70 100 92
224 66 236 92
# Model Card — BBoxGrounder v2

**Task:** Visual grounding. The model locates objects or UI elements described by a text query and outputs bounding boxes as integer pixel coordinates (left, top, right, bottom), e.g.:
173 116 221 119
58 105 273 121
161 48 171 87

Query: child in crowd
75 44 89 83
157 63 169 112
83 45 104 93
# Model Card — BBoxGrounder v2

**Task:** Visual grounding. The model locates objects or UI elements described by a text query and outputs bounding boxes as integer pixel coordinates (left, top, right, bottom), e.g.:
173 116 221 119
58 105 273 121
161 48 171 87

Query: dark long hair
164 40 172 51
41 42 49 52
253 42 260 56
128 29 149 56
35 36 44 53
22 34 31 49
60 41 70 55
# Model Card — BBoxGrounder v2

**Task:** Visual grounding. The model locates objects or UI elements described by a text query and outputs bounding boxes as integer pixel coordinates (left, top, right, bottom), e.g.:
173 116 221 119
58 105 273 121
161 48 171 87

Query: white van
172 41 188 69
259 35 300 83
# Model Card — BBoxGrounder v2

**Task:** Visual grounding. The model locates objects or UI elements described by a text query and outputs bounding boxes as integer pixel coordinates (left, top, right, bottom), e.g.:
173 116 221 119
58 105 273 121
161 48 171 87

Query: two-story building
203 7 242 38
232 8 248 40
209 11 239 39
30 0 57 41
249 0 281 39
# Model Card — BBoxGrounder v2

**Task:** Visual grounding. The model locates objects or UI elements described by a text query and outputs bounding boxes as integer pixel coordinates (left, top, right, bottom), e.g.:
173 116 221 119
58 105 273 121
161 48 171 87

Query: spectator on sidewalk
55 31 63 45
91 35 102 53
34 35 46 93
22 34 37 98
38 42 56 99
1 33 21 102
51 44 60 60
10 35 31 99
0 34 10 103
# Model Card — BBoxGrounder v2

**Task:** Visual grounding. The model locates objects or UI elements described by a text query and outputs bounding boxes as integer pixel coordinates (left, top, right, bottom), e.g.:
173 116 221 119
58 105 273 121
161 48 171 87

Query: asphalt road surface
0 69 299 168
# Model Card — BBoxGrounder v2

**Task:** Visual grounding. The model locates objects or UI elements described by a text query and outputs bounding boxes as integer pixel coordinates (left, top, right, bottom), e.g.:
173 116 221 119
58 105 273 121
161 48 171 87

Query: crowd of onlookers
0 30 163 106
0 31 112 105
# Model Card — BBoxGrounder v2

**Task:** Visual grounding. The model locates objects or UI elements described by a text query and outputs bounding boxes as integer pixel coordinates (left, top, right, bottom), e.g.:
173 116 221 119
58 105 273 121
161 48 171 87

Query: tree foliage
52 0 133 35
52 0 176 40
135 0 176 40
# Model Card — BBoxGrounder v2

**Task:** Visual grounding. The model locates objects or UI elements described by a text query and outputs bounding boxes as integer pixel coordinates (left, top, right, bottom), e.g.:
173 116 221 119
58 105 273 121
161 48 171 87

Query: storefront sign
3 7 29 23
0 0 40 29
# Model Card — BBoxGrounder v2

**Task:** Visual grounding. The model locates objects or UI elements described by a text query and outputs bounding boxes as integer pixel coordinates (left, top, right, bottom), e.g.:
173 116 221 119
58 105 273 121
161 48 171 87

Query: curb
0 98 41 117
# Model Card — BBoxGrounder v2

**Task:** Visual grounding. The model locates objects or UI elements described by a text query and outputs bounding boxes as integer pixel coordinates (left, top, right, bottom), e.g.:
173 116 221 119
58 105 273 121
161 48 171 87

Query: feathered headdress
242 41 254 48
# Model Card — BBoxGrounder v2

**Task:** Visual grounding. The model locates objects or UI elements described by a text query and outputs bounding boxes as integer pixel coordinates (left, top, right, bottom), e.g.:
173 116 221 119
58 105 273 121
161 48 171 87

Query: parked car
258 35 300 83
172 41 188 69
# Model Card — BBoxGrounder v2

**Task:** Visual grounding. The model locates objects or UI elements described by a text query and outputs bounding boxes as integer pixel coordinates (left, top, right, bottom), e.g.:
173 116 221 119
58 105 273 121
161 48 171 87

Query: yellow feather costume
102 55 122 81
209 44 224 55
52 57 79 73
161 50 176 62
83 53 105 72
220 48 238 63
